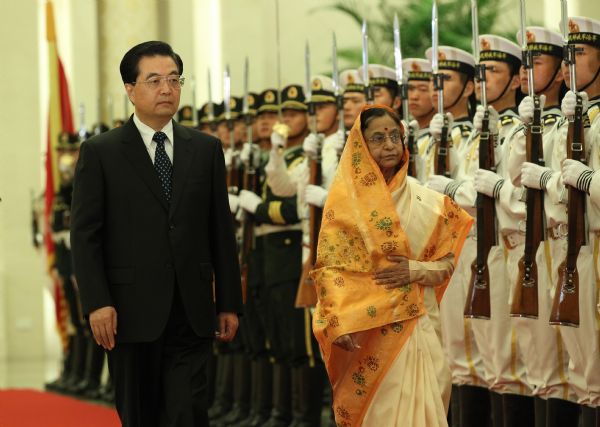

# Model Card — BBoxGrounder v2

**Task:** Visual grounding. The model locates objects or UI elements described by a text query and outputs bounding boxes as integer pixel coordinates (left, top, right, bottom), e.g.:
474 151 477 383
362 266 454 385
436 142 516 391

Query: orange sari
311 106 473 426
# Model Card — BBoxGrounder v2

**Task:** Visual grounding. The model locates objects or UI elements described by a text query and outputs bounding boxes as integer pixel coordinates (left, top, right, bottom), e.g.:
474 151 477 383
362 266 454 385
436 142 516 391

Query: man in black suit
71 41 242 427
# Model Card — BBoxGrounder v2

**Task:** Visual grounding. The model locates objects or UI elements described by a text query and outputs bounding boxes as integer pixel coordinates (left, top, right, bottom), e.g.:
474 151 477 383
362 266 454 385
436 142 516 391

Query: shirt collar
133 113 174 149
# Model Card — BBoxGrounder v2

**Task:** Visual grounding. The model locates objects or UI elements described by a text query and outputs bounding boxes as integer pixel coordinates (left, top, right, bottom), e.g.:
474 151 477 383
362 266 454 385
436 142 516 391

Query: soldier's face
476 61 520 103
217 122 230 147
282 109 308 138
315 103 338 134
561 44 600 92
520 55 563 95
430 70 473 111
373 87 401 109
125 55 181 122
408 81 434 119
233 119 246 144
256 112 278 139
343 93 367 128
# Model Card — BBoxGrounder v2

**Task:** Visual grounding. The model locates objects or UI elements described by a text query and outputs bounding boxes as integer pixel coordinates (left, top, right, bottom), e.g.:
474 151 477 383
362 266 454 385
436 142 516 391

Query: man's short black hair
119 41 183 84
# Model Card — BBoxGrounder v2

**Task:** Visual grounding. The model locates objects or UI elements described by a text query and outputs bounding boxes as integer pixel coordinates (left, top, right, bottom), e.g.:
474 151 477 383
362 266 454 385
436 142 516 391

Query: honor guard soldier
504 26 577 426
45 132 87 395
357 64 401 110
197 102 217 137
236 84 321 427
461 34 534 427
424 46 476 184
226 90 279 427
540 16 600 427
340 70 366 131
402 58 435 183
422 45 486 427
177 105 195 128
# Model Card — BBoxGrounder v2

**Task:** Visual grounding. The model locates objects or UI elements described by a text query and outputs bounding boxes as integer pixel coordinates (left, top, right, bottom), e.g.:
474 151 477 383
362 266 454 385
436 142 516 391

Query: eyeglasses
366 130 402 146
130 75 185 90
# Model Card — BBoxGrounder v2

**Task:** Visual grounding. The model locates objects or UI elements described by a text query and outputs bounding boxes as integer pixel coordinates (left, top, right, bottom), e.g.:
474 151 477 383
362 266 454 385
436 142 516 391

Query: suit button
284 238 291 245
169 224 175 230
165 263 173 269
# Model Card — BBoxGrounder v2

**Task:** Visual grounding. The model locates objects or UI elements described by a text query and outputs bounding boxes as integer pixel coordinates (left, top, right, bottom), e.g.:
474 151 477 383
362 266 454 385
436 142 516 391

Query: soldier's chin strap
445 77 470 111
538 63 562 96
487 74 516 105
578 65 600 93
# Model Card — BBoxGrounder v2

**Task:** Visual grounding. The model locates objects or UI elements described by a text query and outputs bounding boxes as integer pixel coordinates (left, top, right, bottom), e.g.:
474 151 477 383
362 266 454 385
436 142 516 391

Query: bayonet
275 0 283 120
332 31 345 136
78 103 87 140
362 19 373 103
305 40 317 134
191 75 197 127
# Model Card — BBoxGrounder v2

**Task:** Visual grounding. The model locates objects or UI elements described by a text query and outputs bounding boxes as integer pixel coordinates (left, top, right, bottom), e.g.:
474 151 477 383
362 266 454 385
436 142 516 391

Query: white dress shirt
133 114 174 163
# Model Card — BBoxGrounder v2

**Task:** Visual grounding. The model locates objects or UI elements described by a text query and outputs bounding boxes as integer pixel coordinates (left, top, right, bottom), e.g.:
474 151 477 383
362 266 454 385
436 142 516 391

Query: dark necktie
153 131 173 202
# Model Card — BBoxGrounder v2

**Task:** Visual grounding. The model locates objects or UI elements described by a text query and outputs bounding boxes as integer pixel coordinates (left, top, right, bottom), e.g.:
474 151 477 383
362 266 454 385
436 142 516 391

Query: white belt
254 223 302 237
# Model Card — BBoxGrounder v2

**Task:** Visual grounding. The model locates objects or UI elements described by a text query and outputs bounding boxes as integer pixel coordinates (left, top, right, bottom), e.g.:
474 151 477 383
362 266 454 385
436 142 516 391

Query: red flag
45 0 74 349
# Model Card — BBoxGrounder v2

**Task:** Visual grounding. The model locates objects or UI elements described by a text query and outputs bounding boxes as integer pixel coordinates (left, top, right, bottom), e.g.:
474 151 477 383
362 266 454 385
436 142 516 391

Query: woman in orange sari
311 105 473 427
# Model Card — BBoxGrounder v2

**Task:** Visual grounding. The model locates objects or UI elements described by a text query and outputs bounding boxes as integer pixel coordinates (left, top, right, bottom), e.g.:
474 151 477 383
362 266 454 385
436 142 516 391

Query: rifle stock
511 97 544 318
295 142 322 308
464 110 495 319
550 107 585 327
407 128 417 178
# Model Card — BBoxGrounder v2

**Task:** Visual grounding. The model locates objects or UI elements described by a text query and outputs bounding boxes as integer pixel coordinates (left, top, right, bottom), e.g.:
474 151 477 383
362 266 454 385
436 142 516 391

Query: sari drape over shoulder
311 106 473 426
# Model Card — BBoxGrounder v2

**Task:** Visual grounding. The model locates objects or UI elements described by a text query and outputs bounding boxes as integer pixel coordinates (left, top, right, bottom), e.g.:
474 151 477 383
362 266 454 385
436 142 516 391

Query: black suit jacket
71 117 242 343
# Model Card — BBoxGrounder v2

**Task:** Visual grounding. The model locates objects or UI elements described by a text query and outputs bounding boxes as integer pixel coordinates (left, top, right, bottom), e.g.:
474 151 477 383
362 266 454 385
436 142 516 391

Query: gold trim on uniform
268 201 285 224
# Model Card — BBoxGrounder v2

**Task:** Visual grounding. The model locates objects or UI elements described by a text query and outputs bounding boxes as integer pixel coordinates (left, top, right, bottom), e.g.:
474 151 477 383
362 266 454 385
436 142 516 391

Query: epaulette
500 114 518 127
588 103 600 124
284 145 303 163
459 123 472 137
543 114 559 127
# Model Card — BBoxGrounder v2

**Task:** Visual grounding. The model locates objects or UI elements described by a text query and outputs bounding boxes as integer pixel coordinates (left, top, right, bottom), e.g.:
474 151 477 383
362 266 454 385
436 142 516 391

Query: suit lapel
169 121 194 217
120 118 169 212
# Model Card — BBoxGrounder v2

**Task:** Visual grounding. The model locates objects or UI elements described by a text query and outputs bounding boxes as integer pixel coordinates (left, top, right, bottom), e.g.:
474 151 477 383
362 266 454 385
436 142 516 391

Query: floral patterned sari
311 105 473 426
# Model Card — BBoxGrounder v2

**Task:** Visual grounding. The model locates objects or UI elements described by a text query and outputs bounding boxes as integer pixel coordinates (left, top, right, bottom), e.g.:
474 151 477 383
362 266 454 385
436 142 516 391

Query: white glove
518 95 546 125
305 185 328 208
240 143 251 164
228 194 240 214
302 133 323 157
430 113 454 140
561 90 590 119
474 168 504 198
427 174 454 195
332 129 345 155
270 122 290 150
562 158 595 193
408 119 419 135
239 190 262 214
224 148 233 168
473 105 499 135
521 162 554 190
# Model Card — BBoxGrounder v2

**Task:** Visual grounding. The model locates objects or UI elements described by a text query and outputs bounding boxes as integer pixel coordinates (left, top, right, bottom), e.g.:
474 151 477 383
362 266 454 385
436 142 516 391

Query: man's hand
305 185 328 208
239 190 262 214
562 158 595 193
518 95 546 124
474 169 504 199
562 90 589 119
521 162 554 190
270 123 290 150
333 333 361 352
372 255 411 289
332 130 346 155
473 105 499 135
216 312 239 342
303 133 322 157
427 174 454 195
89 306 117 350
430 112 454 140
